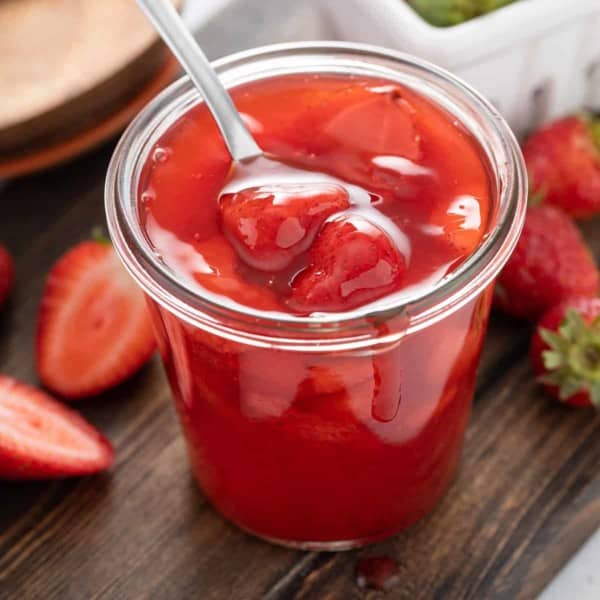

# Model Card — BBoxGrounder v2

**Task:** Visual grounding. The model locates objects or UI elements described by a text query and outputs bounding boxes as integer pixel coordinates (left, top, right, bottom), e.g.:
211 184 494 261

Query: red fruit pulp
220 182 350 272
139 74 494 545
289 213 406 312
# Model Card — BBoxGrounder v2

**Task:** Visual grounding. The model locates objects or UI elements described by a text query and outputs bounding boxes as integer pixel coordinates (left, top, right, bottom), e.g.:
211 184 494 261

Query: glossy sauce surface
140 74 492 315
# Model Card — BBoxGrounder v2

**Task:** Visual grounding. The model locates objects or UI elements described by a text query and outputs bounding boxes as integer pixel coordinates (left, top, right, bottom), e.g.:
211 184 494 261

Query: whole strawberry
523 114 600 218
495 204 599 320
531 297 600 408
0 244 14 308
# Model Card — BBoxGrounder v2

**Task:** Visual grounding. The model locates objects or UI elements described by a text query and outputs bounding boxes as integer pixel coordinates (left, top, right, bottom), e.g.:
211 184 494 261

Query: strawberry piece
531 297 600 408
0 244 14 308
0 376 114 479
324 89 421 160
523 114 600 218
285 387 363 443
495 205 599 320
36 241 156 399
290 214 405 313
219 183 350 271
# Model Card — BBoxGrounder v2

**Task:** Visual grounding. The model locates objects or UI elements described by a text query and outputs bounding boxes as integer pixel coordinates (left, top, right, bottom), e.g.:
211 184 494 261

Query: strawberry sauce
139 74 494 546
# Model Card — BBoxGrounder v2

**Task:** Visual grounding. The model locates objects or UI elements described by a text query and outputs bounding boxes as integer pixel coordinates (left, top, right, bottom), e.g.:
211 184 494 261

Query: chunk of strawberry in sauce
290 214 406 313
219 183 350 271
323 88 422 160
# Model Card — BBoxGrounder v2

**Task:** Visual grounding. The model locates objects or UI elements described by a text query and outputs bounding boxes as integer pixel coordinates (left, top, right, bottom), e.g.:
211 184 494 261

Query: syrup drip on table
356 556 401 591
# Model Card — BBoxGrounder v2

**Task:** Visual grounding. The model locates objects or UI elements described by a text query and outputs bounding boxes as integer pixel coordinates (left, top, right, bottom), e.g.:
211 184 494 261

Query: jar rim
105 41 527 344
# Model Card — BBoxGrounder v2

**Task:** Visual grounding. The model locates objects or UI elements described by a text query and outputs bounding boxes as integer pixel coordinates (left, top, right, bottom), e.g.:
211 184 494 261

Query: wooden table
1 2 599 598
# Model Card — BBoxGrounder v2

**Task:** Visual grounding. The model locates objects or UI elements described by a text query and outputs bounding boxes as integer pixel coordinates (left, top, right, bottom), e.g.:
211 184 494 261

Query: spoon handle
136 0 262 162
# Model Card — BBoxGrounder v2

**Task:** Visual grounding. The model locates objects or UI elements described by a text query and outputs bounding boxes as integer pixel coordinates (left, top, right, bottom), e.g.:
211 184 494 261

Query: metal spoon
136 0 262 162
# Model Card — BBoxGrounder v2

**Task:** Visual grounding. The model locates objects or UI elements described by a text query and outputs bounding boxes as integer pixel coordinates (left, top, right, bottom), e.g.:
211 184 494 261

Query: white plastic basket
321 0 600 136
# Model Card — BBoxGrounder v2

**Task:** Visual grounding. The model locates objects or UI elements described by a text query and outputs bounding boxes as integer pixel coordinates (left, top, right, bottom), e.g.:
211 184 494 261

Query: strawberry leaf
539 328 568 352
538 306 600 405
557 378 584 401
541 349 563 370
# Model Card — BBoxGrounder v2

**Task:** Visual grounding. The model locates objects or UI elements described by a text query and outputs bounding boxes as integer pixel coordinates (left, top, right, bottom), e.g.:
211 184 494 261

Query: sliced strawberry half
290 214 406 313
36 241 156 399
219 182 350 271
0 376 114 479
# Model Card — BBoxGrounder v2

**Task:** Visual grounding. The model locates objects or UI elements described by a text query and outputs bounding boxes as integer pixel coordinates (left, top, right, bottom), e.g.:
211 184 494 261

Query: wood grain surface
0 1 599 598
0 142 598 600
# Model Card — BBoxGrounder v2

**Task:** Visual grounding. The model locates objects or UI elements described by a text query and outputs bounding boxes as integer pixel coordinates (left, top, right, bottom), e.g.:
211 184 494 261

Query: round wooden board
0 57 179 179
0 0 181 154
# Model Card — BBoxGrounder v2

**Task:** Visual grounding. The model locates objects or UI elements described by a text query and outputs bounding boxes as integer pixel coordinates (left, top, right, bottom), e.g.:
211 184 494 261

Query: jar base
233 521 400 551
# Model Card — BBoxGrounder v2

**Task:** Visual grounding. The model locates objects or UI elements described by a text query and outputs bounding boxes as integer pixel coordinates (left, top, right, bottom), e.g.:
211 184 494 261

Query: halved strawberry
0 244 15 308
290 214 406 313
36 240 156 399
0 376 114 479
219 182 349 271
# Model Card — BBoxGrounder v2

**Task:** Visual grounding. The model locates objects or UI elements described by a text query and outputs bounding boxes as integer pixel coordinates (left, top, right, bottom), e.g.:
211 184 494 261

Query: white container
321 0 600 136
183 0 235 31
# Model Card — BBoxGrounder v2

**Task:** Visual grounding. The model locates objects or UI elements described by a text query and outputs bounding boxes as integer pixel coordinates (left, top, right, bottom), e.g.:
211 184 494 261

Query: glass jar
105 43 527 550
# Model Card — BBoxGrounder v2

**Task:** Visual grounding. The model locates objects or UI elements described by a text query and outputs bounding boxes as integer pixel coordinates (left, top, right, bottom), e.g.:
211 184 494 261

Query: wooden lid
0 56 179 179
0 0 180 152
